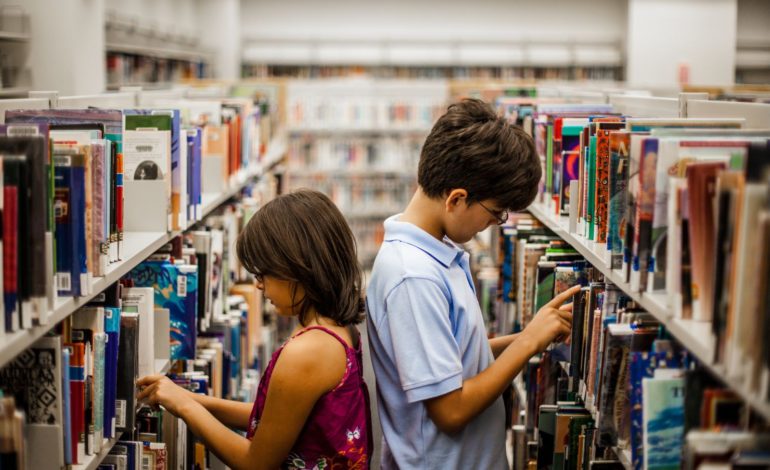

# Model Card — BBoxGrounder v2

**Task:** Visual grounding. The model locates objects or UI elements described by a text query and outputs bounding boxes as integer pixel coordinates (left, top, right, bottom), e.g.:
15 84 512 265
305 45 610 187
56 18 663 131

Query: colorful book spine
632 138 658 292
586 136 597 241
93 332 107 452
3 157 19 330
62 347 73 466
595 130 611 244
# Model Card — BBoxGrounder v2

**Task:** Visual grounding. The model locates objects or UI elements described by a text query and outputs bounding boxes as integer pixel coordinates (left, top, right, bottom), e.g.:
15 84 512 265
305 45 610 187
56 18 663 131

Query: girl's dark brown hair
236 189 364 326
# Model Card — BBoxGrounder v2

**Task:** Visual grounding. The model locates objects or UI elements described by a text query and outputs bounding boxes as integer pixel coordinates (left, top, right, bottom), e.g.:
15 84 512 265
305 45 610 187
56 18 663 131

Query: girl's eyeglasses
477 201 509 225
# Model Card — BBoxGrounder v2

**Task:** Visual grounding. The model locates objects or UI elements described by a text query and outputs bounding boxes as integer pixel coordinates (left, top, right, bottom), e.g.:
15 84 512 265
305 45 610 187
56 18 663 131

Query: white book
122 287 156 378
179 128 189 230
666 177 687 319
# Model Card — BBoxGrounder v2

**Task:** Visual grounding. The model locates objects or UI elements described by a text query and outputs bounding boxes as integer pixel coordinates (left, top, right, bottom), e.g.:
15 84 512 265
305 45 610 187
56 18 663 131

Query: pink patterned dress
246 326 372 469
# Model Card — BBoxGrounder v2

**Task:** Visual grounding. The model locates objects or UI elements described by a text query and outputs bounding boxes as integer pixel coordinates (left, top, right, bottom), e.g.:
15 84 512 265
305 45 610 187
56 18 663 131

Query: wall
21 0 105 95
626 0 737 88
241 0 628 66
104 0 200 39
736 0 770 44
197 0 241 80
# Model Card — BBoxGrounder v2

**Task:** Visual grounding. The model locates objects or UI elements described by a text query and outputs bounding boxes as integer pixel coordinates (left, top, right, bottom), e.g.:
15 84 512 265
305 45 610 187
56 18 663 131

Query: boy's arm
489 333 520 358
424 286 579 434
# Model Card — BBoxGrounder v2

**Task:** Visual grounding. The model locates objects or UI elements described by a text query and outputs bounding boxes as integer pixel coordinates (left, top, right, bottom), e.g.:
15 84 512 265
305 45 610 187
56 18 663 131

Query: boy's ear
445 189 469 212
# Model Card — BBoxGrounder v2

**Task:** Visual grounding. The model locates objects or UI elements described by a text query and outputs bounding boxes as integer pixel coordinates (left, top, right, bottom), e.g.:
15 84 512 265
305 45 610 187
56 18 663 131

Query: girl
137 189 372 470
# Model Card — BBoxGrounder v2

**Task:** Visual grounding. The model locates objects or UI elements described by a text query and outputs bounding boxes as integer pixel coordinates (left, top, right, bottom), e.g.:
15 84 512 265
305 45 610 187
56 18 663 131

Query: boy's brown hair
419 98 541 211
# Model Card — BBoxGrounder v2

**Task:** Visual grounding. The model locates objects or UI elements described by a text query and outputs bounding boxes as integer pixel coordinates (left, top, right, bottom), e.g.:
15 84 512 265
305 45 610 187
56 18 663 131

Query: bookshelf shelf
0 30 29 42
106 42 210 62
0 87 30 98
526 202 770 422
0 134 287 369
0 230 169 369
73 437 120 470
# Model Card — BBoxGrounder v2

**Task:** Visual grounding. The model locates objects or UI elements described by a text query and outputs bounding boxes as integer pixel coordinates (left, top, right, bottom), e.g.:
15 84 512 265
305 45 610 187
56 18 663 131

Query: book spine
596 131 611 244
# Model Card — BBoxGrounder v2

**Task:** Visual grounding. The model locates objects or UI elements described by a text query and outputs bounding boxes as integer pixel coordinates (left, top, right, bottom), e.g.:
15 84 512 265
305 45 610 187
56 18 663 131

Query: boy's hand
519 285 579 354
137 374 195 417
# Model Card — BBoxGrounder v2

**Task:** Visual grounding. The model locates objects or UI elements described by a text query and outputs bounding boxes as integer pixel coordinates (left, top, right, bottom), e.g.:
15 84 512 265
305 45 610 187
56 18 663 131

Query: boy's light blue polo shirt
366 215 507 469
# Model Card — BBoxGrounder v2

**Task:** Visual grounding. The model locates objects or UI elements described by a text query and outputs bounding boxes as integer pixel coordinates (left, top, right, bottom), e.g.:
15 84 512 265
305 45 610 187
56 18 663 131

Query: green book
534 262 556 313
124 114 172 131
586 136 597 240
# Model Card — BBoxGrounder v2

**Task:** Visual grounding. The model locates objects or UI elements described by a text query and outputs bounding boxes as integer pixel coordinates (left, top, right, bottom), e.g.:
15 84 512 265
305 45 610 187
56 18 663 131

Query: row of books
0 96 271 336
287 97 445 130
496 215 770 469
106 52 208 89
287 174 415 218
247 64 622 81
287 135 423 173
0 195 267 469
347 219 386 267
501 99 770 395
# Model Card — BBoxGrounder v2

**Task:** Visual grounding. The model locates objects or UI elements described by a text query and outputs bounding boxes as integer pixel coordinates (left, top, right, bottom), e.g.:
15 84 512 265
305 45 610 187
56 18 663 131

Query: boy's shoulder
369 240 451 297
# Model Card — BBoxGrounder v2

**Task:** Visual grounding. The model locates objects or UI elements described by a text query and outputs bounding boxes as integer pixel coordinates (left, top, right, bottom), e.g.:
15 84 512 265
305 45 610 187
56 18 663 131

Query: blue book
186 130 196 221
190 127 202 216
62 347 73 465
128 260 197 359
103 307 121 439
642 375 685 470
53 149 87 297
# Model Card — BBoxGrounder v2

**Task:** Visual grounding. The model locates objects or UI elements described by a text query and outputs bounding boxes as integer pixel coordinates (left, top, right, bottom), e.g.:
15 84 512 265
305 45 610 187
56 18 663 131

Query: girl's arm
137 330 346 470
191 394 254 430
138 379 253 430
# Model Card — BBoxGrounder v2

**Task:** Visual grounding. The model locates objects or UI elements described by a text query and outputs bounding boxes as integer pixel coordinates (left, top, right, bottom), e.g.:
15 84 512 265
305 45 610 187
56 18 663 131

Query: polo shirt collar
383 214 464 268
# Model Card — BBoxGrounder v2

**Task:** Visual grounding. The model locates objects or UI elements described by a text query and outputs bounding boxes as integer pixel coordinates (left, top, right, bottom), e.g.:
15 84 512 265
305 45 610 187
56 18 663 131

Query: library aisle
0 1 769 470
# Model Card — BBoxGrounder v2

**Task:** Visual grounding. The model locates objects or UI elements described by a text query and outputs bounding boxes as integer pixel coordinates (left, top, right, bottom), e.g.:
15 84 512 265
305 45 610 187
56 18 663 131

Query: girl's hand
136 374 194 417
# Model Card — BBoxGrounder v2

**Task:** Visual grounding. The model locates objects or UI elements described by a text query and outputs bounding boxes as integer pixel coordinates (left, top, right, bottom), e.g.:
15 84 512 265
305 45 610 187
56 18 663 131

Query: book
6 109 125 263
0 336 65 470
53 144 89 297
642 375 685 470
127 261 198 359
630 138 657 293
103 307 121 439
686 162 726 322
608 132 630 269
0 137 48 327
121 287 156 378
115 313 139 435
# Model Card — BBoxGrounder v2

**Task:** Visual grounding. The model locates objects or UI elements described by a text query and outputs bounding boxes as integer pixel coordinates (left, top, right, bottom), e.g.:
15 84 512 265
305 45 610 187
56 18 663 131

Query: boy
366 99 578 468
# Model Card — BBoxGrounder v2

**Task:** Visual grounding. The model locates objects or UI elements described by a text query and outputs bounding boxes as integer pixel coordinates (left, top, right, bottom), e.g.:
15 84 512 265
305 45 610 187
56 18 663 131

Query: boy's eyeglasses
254 272 265 284
478 201 509 225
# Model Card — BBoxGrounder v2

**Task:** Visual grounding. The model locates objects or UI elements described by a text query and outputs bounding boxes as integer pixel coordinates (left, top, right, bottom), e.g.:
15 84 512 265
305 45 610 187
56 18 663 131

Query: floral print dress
246 326 372 469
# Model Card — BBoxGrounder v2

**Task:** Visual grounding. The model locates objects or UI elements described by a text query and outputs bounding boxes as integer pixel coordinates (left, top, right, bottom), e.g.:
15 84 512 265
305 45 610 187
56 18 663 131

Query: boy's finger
544 285 582 309
557 309 574 323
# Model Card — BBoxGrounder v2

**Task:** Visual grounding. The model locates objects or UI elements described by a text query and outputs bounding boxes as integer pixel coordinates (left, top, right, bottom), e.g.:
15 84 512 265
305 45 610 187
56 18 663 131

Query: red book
595 130 612 243
3 177 18 330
